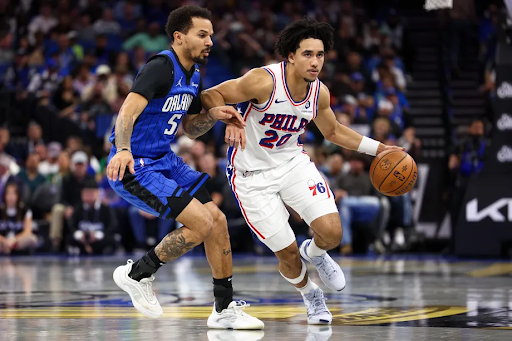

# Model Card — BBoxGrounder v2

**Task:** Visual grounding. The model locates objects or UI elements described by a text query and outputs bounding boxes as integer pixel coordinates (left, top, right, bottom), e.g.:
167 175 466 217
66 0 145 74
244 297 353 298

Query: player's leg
229 167 330 324
109 157 214 318
280 159 346 292
174 157 263 330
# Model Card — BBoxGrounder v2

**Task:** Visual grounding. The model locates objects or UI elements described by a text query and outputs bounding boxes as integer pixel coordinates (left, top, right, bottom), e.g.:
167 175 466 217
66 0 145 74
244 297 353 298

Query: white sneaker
113 259 163 318
302 287 332 325
207 330 265 341
300 239 346 292
306 325 333 341
207 301 264 330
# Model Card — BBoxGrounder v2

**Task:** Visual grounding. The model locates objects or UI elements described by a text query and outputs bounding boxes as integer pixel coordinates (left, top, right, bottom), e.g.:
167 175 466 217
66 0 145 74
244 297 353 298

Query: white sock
296 277 318 295
307 238 326 257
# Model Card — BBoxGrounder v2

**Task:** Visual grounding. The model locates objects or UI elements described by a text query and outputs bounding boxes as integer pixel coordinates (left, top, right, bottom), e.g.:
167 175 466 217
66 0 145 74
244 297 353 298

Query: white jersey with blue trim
229 61 321 172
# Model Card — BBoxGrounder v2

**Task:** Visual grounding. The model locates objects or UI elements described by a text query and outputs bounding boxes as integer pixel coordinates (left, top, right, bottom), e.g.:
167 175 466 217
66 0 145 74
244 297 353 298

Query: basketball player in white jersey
202 18 402 324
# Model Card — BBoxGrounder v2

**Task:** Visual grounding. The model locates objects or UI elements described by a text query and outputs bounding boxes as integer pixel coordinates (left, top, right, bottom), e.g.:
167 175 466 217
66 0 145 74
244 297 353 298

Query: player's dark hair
274 18 334 59
165 6 212 41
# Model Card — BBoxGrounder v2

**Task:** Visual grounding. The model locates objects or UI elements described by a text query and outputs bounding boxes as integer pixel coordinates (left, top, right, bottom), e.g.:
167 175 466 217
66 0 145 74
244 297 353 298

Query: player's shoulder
239 67 274 95
317 80 330 107
243 67 274 84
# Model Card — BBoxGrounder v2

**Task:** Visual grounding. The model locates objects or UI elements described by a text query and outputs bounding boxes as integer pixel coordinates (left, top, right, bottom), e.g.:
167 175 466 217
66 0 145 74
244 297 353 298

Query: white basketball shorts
227 152 338 252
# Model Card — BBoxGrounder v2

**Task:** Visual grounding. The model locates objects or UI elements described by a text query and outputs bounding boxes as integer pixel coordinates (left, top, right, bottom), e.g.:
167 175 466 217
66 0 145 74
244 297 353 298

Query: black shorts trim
121 170 194 220
192 185 212 205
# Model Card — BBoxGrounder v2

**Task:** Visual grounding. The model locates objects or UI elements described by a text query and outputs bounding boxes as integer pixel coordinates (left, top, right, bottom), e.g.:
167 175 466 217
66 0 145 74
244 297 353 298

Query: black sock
128 248 165 281
213 276 233 313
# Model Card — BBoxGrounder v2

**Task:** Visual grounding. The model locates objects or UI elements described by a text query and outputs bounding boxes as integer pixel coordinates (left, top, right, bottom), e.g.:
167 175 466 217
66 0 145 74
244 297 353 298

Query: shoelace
231 300 251 317
139 275 156 300
305 290 329 316
313 256 338 280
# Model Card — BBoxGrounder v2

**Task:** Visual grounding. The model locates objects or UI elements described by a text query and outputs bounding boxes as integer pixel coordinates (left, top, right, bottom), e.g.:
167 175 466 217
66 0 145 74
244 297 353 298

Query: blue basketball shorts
108 150 211 220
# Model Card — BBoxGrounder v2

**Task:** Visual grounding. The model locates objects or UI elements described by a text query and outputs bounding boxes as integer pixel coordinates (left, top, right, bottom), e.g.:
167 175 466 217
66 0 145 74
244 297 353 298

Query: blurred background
0 0 508 258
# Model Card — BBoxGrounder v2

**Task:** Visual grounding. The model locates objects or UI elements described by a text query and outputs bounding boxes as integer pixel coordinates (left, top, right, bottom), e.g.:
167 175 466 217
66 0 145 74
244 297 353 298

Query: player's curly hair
165 5 212 41
274 18 334 59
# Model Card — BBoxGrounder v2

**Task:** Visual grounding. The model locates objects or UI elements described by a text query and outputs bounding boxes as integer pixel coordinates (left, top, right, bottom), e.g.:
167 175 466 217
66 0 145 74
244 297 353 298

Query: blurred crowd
0 0 420 256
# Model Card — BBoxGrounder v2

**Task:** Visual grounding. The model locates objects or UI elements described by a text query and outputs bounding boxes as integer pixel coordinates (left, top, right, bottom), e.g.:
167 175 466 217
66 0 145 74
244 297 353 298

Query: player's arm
107 57 169 181
181 81 218 139
201 68 274 149
201 68 274 109
313 83 402 156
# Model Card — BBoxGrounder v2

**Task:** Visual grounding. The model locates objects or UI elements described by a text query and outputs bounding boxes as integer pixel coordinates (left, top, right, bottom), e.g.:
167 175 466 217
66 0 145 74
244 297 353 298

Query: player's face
183 17 213 65
289 38 325 83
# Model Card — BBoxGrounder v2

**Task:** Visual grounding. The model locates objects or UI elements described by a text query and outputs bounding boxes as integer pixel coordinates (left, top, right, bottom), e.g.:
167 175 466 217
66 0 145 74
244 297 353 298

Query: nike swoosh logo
275 99 286 104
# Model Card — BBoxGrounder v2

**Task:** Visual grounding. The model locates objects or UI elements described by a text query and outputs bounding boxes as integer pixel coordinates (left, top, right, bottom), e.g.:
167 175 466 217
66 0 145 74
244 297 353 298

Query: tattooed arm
114 92 148 149
106 92 147 181
181 111 217 139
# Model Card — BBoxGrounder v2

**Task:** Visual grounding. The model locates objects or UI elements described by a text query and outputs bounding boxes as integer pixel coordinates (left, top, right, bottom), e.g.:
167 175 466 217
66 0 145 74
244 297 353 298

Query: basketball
369 149 418 196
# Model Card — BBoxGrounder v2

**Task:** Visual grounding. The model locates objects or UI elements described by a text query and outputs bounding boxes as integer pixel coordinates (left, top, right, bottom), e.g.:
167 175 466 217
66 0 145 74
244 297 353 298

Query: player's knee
278 247 302 268
332 226 343 247
322 225 342 250
213 209 227 228
190 209 213 240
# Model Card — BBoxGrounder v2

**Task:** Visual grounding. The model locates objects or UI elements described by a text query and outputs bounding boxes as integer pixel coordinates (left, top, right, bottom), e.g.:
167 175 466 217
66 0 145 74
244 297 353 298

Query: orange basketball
369 149 418 196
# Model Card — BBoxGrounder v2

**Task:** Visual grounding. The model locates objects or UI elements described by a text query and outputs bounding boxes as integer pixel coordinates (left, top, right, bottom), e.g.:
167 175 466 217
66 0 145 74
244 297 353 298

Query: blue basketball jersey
109 50 201 158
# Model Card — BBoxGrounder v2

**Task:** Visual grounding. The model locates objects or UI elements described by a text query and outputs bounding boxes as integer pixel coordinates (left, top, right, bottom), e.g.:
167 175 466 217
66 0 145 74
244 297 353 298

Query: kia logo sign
497 82 512 98
497 145 512 162
497 114 512 130
466 198 512 222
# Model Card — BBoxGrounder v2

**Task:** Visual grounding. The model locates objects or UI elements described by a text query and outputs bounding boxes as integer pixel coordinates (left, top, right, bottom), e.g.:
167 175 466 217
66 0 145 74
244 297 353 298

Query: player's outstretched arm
201 68 274 149
201 68 274 110
313 83 403 156
107 92 147 181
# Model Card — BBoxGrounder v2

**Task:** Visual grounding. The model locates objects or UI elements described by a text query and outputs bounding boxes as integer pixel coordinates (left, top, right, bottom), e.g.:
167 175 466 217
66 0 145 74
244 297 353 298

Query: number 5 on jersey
164 113 183 135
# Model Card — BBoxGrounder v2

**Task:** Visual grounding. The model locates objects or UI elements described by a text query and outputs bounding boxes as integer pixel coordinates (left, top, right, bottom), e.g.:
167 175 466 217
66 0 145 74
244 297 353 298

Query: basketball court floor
0 255 511 340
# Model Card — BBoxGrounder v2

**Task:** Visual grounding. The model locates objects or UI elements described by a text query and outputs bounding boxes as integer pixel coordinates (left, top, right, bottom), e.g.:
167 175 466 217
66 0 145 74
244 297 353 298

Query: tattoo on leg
155 229 196 262
223 249 232 256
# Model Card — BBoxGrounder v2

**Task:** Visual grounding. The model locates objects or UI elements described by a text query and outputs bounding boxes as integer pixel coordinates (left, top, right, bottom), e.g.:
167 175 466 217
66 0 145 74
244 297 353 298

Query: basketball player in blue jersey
106 6 263 329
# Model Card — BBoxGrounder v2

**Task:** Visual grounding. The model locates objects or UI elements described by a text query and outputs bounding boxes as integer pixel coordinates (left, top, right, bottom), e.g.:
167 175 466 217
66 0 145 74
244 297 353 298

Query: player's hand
225 124 246 150
107 150 135 181
209 106 246 127
376 143 405 155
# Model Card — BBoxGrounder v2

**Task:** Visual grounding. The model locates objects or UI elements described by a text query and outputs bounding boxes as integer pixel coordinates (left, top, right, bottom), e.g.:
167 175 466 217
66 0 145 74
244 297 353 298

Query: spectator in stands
349 72 375 114
449 118 487 228
122 21 168 52
82 64 117 103
53 76 80 119
0 183 38 254
27 4 58 45
373 100 402 138
16 153 46 199
118 2 139 38
38 142 62 178
50 151 95 249
398 127 421 160
73 64 95 97
128 207 174 249
93 9 121 36
198 153 225 207
342 94 368 124
54 33 77 75
68 178 116 255
0 154 22 203
330 153 381 255
27 58 62 98
76 14 96 45
372 50 407 91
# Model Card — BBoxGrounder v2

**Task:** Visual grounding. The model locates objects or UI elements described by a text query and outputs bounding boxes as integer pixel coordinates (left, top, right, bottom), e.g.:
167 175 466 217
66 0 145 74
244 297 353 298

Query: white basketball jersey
228 62 321 172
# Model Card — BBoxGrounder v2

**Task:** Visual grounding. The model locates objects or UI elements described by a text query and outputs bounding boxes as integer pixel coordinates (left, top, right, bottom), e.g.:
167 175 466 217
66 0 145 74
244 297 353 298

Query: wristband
116 148 132 154
357 136 380 156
